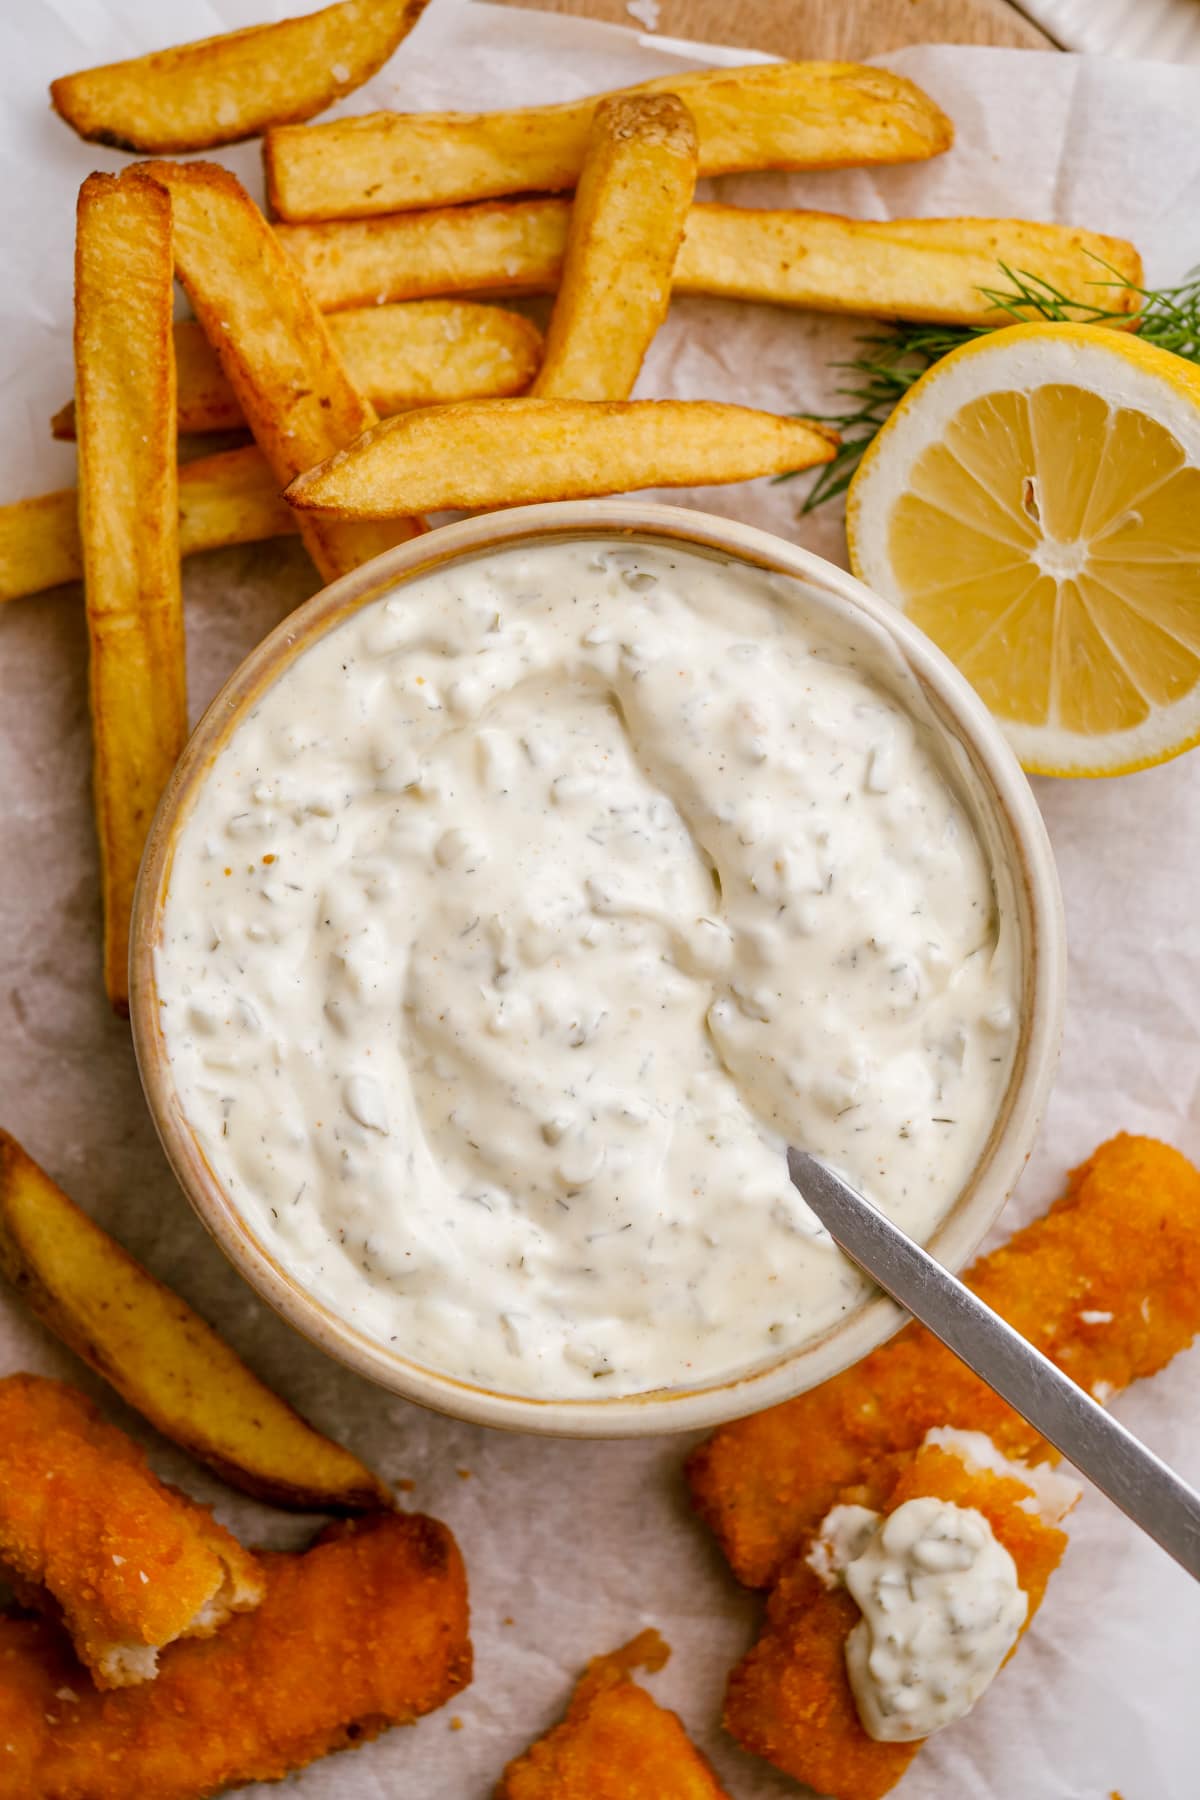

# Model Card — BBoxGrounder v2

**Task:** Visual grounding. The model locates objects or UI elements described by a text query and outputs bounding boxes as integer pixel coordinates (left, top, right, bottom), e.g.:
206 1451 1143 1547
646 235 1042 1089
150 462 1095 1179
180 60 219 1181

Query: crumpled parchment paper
1 1 1198 1793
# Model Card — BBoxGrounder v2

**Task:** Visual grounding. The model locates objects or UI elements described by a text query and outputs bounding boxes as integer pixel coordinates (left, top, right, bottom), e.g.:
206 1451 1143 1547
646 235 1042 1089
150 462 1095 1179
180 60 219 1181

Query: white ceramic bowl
131 501 1066 1437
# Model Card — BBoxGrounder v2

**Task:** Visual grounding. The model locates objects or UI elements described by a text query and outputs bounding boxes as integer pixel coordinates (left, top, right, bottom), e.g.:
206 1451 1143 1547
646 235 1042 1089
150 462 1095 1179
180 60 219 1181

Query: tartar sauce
829 1495 1027 1742
156 537 1019 1398
809 1429 1079 1741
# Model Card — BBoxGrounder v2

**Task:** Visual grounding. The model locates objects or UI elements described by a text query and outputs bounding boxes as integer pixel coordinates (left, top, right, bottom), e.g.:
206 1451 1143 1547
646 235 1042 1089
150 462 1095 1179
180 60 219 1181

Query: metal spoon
787 1147 1200 1581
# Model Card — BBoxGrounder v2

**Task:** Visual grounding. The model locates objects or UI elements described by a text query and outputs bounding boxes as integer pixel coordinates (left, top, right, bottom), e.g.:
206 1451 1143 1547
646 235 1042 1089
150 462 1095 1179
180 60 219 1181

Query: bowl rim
130 499 1066 1438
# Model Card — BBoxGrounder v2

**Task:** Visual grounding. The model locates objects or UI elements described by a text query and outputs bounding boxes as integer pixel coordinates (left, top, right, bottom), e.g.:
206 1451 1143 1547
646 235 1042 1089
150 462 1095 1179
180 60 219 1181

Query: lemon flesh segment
849 325 1200 777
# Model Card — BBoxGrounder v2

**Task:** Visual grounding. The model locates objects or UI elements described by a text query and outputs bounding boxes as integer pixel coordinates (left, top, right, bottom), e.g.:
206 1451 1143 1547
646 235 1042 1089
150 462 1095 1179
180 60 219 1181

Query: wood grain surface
491 0 1052 57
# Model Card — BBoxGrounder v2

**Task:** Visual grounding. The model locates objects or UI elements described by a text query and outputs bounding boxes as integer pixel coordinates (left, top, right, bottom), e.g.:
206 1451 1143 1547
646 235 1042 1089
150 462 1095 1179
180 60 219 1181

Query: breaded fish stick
688 1134 1200 1587
0 1512 470 1799
497 1629 730 1800
0 1374 261 1689
724 1439 1074 1800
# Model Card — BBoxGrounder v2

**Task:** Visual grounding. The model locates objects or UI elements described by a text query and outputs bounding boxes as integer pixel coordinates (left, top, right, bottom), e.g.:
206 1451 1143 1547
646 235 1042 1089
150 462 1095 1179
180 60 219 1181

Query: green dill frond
785 260 1200 513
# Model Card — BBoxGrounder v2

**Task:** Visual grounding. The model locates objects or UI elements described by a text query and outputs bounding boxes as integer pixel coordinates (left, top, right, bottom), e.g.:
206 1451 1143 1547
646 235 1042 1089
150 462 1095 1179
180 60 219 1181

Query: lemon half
847 322 1200 776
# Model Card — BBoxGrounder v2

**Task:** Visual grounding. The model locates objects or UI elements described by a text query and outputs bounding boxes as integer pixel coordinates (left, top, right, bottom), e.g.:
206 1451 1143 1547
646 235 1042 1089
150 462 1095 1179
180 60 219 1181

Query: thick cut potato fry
533 94 696 402
0 447 300 607
265 62 953 222
674 208 1145 324
50 0 430 154
278 200 1143 333
53 302 543 438
498 1630 731 1800
0 1130 390 1513
276 198 572 311
285 397 836 517
75 169 185 1015
145 159 422 582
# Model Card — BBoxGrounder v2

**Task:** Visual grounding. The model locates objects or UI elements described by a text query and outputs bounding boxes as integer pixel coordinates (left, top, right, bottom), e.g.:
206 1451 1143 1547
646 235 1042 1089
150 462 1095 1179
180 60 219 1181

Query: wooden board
492 0 1051 56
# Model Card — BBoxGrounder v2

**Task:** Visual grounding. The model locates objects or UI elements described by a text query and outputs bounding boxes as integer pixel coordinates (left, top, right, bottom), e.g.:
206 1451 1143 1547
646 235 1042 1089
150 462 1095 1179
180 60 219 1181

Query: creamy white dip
809 1429 1078 1741
155 537 1018 1399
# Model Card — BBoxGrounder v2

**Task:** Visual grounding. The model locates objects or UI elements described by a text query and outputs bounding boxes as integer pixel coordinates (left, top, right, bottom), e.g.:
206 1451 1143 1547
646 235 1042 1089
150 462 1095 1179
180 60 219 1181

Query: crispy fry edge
50 0 431 155
74 167 185 1016
0 1129 392 1513
533 92 698 402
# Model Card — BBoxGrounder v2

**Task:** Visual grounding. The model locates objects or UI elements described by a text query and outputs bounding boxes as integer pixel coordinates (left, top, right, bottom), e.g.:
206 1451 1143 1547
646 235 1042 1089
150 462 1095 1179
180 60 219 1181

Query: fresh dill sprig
787 259 1200 513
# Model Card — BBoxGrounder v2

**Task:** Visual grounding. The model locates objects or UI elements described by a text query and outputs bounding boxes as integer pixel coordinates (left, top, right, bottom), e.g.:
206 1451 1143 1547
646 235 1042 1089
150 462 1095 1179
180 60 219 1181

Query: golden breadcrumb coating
725 1443 1071 1800
0 1373 261 1686
688 1135 1200 1586
496 1628 730 1799
0 1511 470 1798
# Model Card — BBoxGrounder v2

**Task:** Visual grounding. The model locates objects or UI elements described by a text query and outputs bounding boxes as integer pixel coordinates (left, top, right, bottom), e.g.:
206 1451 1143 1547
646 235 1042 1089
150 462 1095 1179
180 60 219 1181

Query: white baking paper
1 2 1198 1794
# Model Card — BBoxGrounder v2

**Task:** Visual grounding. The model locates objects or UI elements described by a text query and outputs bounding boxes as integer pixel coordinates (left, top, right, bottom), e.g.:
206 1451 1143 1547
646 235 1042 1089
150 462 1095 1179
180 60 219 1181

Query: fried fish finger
496 1629 730 1799
0 1512 470 1799
724 1437 1077 1800
0 1374 261 1689
687 1134 1200 1587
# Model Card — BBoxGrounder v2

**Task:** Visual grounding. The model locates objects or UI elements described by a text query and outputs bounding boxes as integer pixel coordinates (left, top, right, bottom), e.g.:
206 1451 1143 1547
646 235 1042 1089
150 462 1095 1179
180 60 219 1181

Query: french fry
74 169 185 1016
146 160 422 583
176 444 302 558
0 447 300 607
277 199 1143 332
285 397 837 518
265 62 953 222
275 197 572 311
674 208 1145 324
0 1129 391 1514
533 94 697 402
52 302 544 439
50 0 430 154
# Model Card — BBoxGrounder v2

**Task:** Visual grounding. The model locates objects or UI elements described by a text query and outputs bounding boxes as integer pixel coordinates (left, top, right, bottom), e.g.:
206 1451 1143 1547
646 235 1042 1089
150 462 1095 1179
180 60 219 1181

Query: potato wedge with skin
146 160 422 583
50 0 430 155
75 169 186 1016
533 94 696 402
0 1130 390 1513
674 208 1145 325
53 302 544 439
276 198 572 312
265 61 953 222
0 447 300 607
285 398 836 518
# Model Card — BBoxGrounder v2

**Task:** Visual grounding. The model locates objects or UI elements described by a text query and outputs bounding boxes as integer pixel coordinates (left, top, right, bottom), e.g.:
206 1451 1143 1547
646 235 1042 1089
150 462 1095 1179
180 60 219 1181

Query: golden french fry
277 200 1143 332
265 62 953 222
75 169 186 1015
0 447 300 607
52 302 544 439
146 160 422 583
285 397 836 518
176 445 301 557
533 94 697 402
674 208 1146 325
0 1129 391 1514
0 489 82 600
50 0 430 154
276 198 572 311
